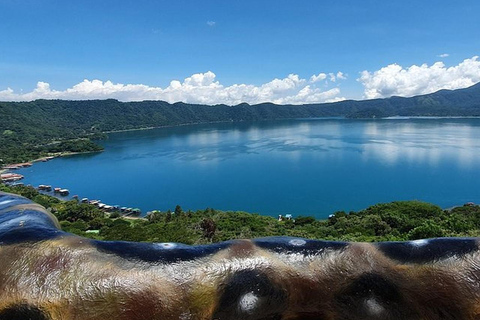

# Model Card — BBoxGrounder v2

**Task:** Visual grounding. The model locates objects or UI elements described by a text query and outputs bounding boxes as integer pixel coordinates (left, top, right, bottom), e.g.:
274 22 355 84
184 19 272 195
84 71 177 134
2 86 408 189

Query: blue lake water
16 118 480 219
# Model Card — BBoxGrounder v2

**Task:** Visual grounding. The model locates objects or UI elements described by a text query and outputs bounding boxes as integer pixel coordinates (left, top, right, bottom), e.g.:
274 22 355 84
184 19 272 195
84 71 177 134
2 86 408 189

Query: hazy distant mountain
330 82 480 118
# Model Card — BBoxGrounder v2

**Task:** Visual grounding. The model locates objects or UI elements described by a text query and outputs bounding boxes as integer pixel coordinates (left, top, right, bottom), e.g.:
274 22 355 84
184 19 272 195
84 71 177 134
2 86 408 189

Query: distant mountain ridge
1 82 480 164
334 82 480 118
2 81 480 131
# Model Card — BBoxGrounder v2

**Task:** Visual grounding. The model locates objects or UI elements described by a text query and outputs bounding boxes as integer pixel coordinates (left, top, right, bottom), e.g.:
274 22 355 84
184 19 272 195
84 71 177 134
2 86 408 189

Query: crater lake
16 118 480 218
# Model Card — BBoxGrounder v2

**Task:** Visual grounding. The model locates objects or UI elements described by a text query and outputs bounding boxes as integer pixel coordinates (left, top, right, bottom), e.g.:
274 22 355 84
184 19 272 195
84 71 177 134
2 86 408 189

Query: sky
0 0 479 105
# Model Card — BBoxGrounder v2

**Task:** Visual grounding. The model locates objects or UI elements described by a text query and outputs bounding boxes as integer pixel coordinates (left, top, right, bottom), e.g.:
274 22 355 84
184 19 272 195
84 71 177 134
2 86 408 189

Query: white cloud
309 71 347 84
0 71 346 105
336 71 347 80
325 72 347 83
358 56 480 99
438 53 449 58
206 21 216 27
310 73 327 83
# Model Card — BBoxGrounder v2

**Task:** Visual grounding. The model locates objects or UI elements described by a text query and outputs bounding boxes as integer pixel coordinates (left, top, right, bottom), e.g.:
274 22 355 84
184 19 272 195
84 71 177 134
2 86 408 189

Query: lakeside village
1 160 142 217
1 159 299 222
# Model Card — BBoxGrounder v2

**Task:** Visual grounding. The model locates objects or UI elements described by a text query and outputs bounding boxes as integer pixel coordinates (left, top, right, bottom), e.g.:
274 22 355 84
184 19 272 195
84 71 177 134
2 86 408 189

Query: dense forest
2 184 480 244
1 82 480 164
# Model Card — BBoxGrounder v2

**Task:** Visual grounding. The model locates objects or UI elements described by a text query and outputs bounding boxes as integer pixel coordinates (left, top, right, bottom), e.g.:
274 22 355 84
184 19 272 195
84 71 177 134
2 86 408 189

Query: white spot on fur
365 297 384 316
0 200 14 206
156 242 177 249
411 239 429 247
289 239 307 246
239 292 258 313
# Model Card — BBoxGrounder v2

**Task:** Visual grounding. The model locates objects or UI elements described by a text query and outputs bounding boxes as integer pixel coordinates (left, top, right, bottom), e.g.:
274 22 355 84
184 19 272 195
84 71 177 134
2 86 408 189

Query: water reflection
360 121 480 168
107 119 480 168
107 119 480 167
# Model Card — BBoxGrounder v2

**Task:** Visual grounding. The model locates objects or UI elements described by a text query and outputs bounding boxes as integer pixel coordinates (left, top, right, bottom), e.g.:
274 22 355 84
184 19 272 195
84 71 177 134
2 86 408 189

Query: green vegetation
2 184 480 244
0 132 104 165
2 82 480 164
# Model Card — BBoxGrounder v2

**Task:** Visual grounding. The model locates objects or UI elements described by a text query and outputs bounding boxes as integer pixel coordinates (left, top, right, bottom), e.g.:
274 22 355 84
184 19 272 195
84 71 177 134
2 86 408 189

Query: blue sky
1 0 479 104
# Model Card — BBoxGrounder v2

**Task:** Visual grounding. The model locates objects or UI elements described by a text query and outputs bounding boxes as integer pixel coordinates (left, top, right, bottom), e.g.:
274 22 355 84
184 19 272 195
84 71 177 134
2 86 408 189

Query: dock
2 162 32 170
1 173 24 182
19 180 142 217
38 185 52 191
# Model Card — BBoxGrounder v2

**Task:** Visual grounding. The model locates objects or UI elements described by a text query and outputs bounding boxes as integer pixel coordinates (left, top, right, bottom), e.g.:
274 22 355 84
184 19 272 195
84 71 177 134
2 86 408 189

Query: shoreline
49 150 104 158
3 150 104 170
103 120 238 134
104 116 480 136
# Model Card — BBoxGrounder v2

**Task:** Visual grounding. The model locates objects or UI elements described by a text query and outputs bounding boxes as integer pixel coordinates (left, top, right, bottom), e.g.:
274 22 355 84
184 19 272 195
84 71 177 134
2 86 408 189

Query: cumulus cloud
310 73 327 83
206 21 216 27
358 56 480 99
309 71 347 85
0 71 346 105
438 53 449 58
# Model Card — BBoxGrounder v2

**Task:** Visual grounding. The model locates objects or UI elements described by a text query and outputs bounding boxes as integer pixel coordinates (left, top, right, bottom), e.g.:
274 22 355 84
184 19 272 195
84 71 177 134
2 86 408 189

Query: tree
201 218 217 240
174 205 183 216
408 220 444 240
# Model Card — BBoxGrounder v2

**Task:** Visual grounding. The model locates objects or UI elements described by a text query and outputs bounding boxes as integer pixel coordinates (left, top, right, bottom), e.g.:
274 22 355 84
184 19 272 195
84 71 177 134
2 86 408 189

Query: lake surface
17 118 480 219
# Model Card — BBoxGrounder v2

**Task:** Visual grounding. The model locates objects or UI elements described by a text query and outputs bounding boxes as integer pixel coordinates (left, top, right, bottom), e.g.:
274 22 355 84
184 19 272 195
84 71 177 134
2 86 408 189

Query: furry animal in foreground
1 191 479 320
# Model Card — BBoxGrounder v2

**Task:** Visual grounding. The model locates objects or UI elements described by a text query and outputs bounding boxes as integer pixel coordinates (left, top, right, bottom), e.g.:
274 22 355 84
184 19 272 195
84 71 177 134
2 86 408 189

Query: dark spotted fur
1 191 480 319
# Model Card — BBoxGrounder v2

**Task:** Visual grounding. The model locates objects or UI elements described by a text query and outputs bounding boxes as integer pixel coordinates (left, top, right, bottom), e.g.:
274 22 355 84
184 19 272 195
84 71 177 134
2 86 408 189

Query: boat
59 189 70 196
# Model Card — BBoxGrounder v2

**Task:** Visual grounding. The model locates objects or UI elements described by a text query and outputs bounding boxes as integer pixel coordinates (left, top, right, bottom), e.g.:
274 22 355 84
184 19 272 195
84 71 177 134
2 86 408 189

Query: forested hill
1 82 480 164
337 82 480 118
